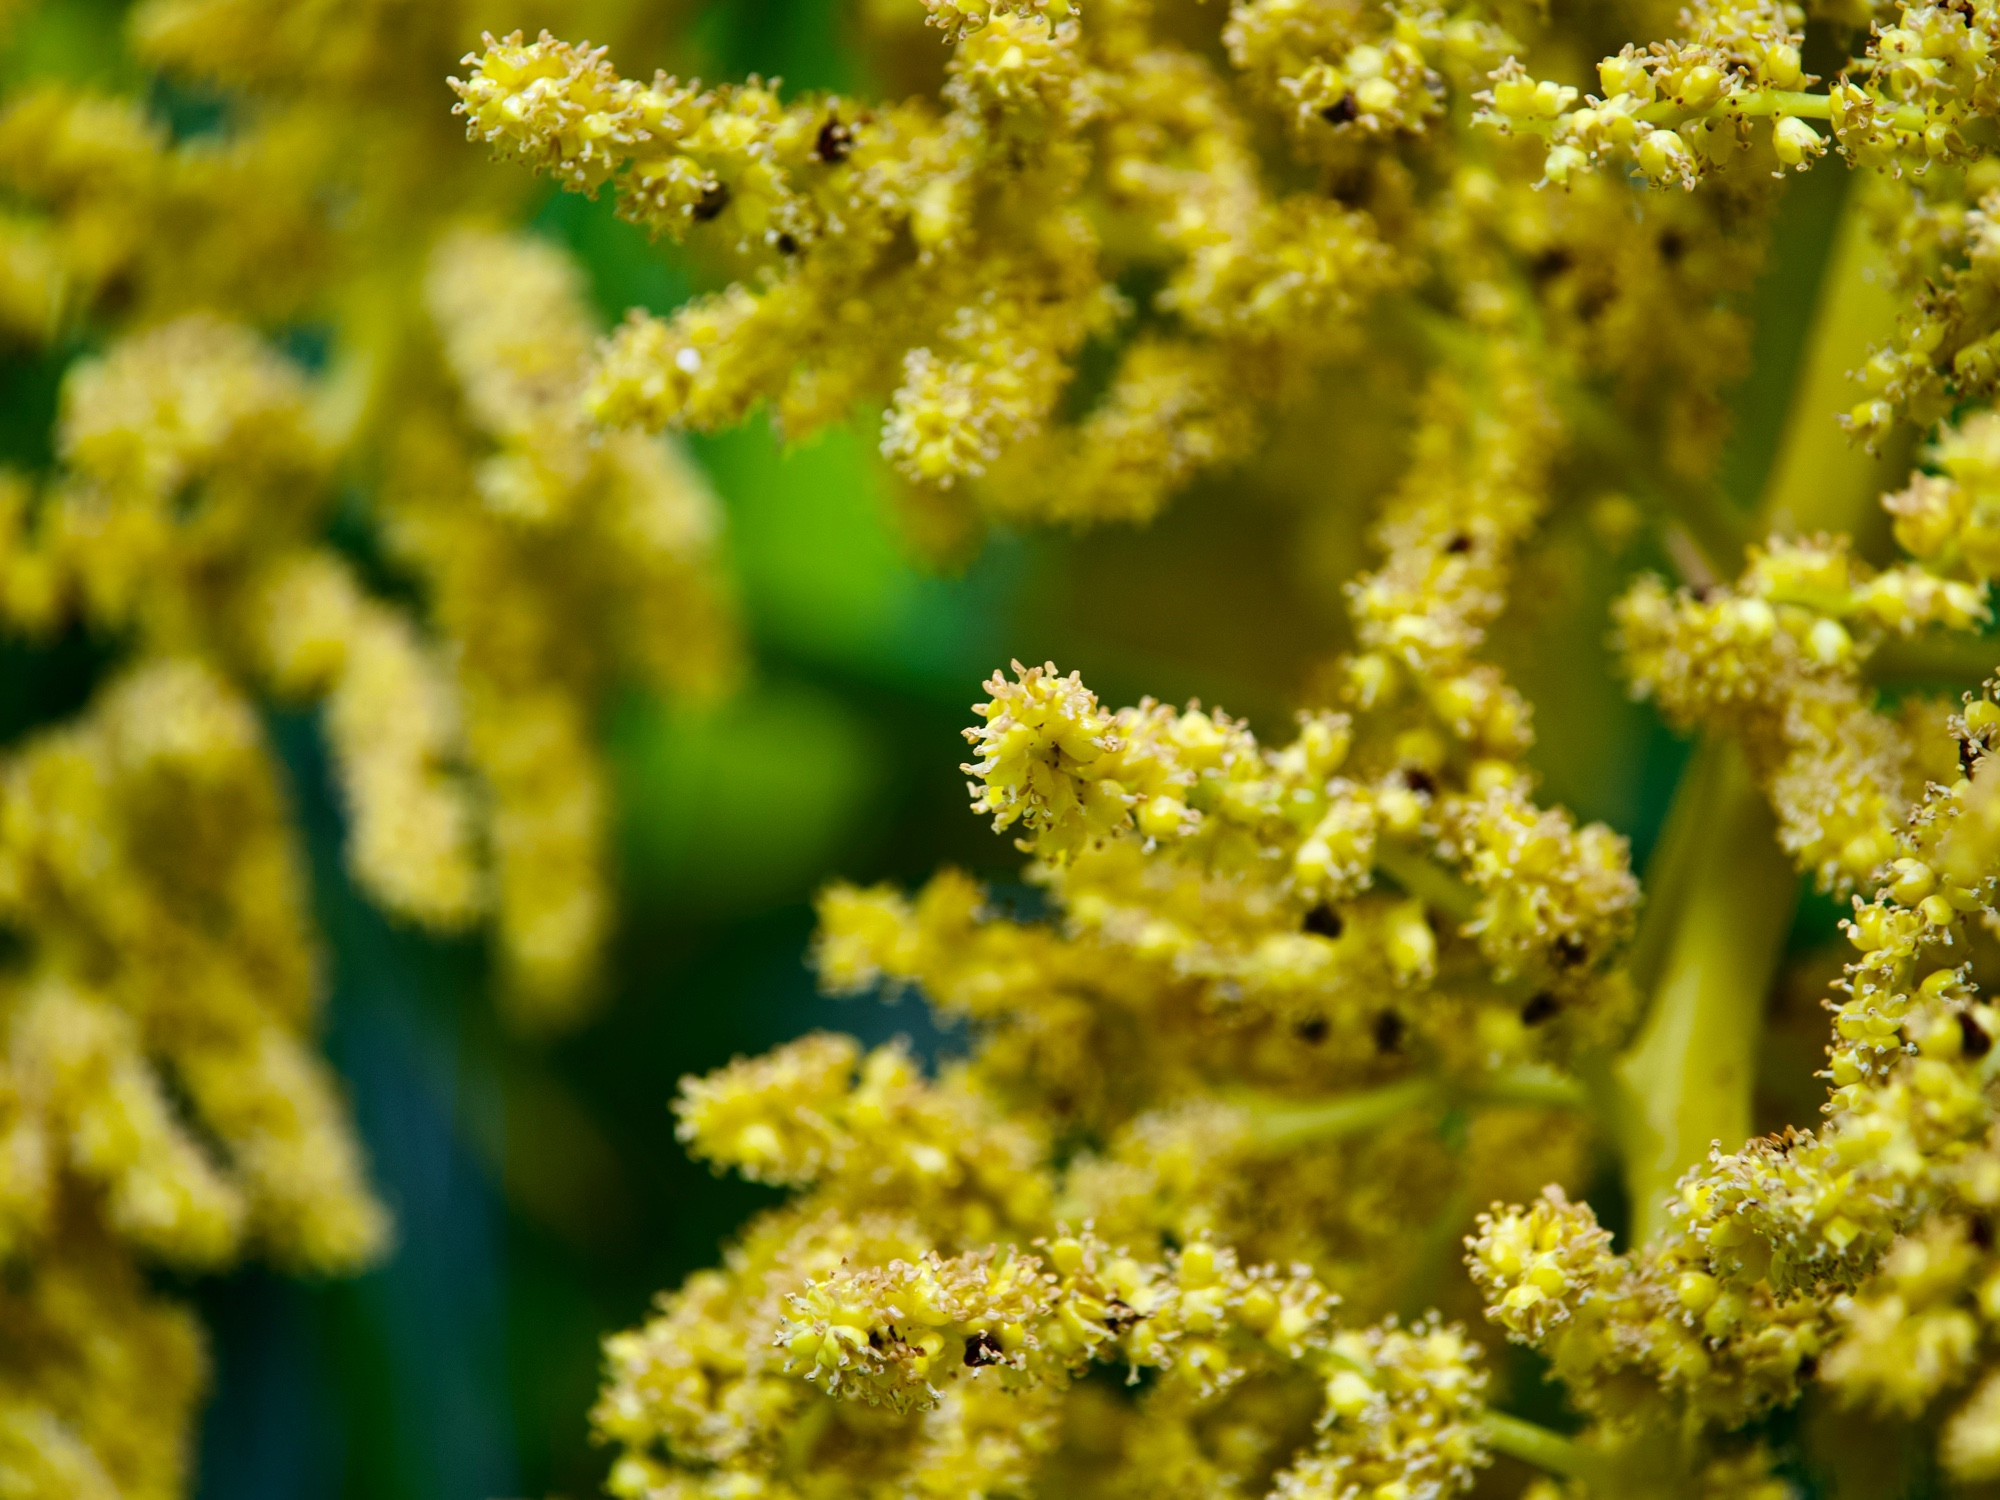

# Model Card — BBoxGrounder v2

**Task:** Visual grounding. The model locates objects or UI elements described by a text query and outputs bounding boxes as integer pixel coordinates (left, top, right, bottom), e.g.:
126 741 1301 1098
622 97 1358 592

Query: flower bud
1763 40 1804 88
1542 144 1588 186
1598 52 1653 101
1806 616 1852 666
1889 859 1937 905
1637 127 1693 183
1676 64 1725 110
1138 794 1187 838
1384 899 1437 981
1356 77 1401 115
1677 1270 1719 1314
1773 115 1822 167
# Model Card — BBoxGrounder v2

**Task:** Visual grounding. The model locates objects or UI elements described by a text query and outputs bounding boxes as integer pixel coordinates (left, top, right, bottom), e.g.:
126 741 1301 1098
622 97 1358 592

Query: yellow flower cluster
603 1027 1503 1499
0 1219 204 1500
1463 661 2000 1483
0 87 324 342
1847 156 2000 444
960 660 1637 1046
592 626 1616 1492
0 660 384 1496
1469 1184 1828 1430
391 227 738 1018
1617 535 1988 892
1888 409 2000 578
1480 2 2000 194
532 0 2000 1489
1480 2 2000 450
1223 2 1516 144
776 1232 1337 1407
452 12 1409 526
0 0 741 1489
0 661 388 1271
675 1032 1049 1236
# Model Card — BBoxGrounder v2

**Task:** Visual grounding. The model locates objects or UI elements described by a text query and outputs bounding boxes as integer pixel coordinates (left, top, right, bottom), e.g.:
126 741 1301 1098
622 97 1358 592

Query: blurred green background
0 1 1906 1495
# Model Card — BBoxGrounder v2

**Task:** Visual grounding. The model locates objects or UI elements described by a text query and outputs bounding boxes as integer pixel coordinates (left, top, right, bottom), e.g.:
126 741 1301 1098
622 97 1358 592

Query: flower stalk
1611 175 1907 1242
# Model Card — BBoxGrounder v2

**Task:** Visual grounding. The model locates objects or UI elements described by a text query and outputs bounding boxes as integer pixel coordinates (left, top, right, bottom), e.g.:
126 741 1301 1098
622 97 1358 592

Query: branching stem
1611 172 1897 1242
1614 739 1793 1243
1866 632 2000 687
1375 842 1481 924
1480 1411 1601 1481
1239 1064 1587 1153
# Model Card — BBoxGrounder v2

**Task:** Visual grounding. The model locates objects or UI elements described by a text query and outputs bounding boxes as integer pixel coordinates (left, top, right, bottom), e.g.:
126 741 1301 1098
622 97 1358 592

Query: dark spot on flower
1554 935 1588 968
692 182 731 221
1961 1010 1992 1057
1295 1014 1330 1044
1795 1353 1818 1380
964 1331 1004 1367
1521 992 1561 1025
1444 533 1474 554
868 1328 886 1351
1974 1216 1995 1250
1103 1299 1143 1333
1529 248 1574 282
1374 1009 1405 1053
1303 905 1345 939
777 232 800 254
1321 93 1360 124
815 116 853 162
1403 768 1436 796
1658 229 1686 264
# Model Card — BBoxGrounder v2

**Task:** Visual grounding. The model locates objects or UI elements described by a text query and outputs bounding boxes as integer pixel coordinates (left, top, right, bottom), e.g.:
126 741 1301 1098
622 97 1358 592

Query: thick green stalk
1613 740 1795 1243
1756 179 1905 539
1868 631 2000 686
1374 842 1481 923
1245 1076 1442 1151
1611 174 1900 1243
1481 1412 1602 1483
1239 1065 1587 1153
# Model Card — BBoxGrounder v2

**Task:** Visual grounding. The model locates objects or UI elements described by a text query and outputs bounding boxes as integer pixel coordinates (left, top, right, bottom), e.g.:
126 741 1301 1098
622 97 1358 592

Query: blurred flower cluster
0 0 736 1493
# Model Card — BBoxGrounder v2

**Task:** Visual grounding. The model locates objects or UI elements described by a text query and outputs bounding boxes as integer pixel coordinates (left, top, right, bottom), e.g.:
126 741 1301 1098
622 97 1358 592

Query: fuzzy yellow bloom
0 0 745 1487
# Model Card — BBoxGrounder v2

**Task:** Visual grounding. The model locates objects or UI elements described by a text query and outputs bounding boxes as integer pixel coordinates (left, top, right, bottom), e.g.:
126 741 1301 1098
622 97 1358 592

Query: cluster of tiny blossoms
0 0 739 1492
506 1 2000 1498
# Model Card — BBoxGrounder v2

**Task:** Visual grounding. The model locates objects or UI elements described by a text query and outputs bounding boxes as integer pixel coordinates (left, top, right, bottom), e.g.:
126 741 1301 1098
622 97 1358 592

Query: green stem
1481 1411 1600 1482
1375 843 1481 925
1480 1062 1591 1110
1635 89 1840 127
1613 739 1795 1244
1239 1064 1587 1153
1757 178 1906 539
779 1394 833 1477
1624 737 1722 1005
1866 632 2000 687
1244 1076 1442 1151
1610 175 1904 1243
